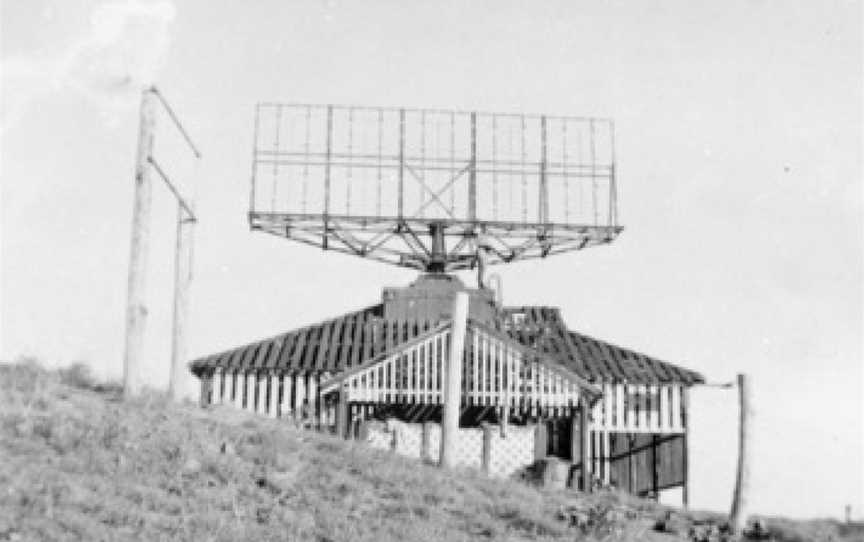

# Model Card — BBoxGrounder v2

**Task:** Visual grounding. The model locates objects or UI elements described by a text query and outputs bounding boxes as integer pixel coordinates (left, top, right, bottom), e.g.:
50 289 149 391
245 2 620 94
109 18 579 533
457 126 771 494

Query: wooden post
212 369 223 404
169 200 195 401
279 373 294 418
123 87 157 397
481 423 493 474
233 372 244 409
308 376 318 430
421 421 432 460
730 373 752 534
358 419 370 442
534 422 548 461
198 373 212 407
651 435 658 497
569 415 580 489
683 388 690 508
335 386 349 439
580 397 592 492
628 434 636 494
268 374 279 418
569 414 579 462
603 431 611 486
294 375 305 423
257 376 268 415
245 372 256 411
440 292 468 468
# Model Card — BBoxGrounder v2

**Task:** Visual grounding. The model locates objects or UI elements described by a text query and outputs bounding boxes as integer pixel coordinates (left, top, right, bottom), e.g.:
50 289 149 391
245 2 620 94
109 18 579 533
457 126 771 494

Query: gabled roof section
318 320 453 393
318 318 603 401
189 304 387 376
190 304 703 385
502 307 704 385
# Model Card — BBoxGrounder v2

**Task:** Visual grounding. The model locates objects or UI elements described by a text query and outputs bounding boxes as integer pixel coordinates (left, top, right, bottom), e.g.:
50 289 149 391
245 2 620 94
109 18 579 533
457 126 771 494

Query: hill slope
0 362 859 542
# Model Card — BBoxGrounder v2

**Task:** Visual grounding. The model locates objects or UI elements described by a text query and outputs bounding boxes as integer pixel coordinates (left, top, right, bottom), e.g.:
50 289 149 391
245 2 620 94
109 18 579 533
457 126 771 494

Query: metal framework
249 103 621 272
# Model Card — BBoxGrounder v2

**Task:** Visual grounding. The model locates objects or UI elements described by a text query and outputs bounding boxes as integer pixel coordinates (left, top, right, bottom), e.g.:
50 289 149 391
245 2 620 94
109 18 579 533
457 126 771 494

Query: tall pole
168 202 195 401
123 87 157 396
440 291 468 468
729 373 753 534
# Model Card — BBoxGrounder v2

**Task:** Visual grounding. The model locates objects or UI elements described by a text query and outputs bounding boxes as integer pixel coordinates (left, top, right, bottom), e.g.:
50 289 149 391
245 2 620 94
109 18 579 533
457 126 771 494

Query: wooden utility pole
123 87 157 396
440 292 468 468
123 85 200 400
729 373 753 534
168 201 195 401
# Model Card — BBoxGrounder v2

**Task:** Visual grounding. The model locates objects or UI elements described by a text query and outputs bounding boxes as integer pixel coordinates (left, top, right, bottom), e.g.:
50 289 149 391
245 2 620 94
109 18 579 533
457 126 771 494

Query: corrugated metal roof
189 304 703 385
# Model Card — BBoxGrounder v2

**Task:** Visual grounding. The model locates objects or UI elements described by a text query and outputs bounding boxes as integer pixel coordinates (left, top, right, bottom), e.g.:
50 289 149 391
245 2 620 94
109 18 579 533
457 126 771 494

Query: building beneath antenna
189 103 704 505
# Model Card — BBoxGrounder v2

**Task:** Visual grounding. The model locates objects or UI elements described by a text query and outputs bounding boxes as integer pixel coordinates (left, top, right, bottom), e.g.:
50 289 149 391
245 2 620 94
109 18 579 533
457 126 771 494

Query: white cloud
1 0 176 133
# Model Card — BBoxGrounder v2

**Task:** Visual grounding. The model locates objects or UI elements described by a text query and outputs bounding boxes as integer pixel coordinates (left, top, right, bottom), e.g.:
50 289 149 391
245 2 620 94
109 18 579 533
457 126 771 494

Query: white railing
323 321 595 413
591 382 685 434
465 324 588 412
343 325 451 404
205 327 685 436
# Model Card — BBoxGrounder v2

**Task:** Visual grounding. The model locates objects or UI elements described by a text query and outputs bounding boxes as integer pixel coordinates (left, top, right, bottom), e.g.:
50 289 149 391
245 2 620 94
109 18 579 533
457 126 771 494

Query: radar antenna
249 103 621 272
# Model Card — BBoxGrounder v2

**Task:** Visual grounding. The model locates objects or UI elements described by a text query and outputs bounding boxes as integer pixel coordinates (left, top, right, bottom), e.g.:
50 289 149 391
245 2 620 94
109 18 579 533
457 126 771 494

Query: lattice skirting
364 420 535 478
488 425 535 477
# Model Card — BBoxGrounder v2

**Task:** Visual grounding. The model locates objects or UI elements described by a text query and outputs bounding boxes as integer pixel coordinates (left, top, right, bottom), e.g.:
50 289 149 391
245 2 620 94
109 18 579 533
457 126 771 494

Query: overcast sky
2 0 861 519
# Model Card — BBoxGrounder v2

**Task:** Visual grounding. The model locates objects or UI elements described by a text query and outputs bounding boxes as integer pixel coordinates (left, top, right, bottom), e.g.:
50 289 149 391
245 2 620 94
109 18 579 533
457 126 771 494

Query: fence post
212 369 223 404
440 292 468 468
335 386 349 439
580 397 592 492
198 372 212 407
534 422 548 461
683 388 690 508
268 374 279 418
482 423 493 474
422 421 434 461
729 373 752 534
569 414 579 462
233 372 244 409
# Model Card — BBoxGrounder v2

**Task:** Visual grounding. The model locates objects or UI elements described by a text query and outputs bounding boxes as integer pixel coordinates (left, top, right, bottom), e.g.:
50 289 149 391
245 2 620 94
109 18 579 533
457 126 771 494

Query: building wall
607 433 685 495
201 368 695 504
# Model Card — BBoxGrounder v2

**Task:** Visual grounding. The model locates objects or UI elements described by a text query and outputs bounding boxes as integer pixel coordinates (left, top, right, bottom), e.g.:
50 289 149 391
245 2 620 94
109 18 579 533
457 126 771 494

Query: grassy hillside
1 361 859 542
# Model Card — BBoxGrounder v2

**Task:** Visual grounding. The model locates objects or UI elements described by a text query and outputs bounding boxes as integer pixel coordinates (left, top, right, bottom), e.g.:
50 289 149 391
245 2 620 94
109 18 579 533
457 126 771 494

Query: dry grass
0 360 860 542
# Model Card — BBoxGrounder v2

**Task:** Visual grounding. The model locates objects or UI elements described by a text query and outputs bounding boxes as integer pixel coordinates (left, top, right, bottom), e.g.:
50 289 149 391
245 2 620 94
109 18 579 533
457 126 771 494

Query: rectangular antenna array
249 103 620 271
251 104 616 227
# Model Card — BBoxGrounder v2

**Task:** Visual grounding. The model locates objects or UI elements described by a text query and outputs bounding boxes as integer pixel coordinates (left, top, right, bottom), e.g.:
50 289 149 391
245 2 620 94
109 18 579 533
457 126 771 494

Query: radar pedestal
382 273 497 325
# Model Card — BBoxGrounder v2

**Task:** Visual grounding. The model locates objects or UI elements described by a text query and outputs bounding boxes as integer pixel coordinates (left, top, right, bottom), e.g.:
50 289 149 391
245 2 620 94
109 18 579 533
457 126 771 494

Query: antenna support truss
249 103 622 272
